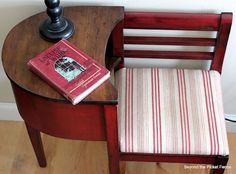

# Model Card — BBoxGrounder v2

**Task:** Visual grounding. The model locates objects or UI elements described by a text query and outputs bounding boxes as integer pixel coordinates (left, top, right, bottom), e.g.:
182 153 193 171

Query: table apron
11 82 108 141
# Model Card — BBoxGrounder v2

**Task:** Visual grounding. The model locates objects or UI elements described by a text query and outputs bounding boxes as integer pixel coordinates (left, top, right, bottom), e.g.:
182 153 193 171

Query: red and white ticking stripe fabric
115 68 229 155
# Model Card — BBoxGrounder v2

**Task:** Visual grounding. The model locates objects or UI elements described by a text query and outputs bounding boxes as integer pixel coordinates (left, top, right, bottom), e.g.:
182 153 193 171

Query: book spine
27 61 72 102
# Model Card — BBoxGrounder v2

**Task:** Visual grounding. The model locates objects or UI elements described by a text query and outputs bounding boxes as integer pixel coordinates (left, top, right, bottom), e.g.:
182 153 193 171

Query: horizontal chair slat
124 50 214 60
124 36 217 46
125 12 221 31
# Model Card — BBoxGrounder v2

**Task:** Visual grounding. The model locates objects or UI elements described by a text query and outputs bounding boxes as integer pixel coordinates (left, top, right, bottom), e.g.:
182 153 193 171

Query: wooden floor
0 121 235 174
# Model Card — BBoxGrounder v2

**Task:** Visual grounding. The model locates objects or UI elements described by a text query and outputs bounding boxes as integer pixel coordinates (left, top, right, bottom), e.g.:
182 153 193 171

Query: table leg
104 105 120 174
25 122 47 167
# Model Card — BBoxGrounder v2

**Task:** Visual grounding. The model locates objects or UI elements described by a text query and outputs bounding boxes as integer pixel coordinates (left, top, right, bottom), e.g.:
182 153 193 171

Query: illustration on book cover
55 57 86 82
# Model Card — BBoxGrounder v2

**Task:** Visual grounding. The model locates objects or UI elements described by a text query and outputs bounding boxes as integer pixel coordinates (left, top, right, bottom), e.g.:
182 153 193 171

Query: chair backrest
111 12 232 73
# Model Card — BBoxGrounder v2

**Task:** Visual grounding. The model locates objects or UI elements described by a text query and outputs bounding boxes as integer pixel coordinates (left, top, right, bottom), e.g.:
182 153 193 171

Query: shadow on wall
0 4 45 40
0 4 45 103
0 78 14 102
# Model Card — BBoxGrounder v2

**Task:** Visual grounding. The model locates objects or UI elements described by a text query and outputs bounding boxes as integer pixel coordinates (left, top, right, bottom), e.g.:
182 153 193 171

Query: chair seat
115 68 229 155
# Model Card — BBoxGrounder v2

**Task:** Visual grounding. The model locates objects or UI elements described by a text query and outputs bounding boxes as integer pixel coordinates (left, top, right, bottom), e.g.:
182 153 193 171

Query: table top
2 6 124 104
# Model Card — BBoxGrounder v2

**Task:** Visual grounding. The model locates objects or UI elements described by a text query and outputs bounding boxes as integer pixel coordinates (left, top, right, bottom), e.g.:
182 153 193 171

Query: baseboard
0 102 22 121
0 102 235 132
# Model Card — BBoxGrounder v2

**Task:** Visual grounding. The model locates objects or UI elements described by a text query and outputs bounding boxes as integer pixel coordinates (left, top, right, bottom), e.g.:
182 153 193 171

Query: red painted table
2 6 123 167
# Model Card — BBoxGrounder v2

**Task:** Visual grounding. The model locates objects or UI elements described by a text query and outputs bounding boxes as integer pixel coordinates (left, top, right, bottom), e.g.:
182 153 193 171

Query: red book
27 39 110 105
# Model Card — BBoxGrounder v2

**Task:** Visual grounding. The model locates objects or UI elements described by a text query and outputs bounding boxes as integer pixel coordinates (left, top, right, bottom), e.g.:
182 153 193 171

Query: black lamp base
39 17 74 42
39 0 75 42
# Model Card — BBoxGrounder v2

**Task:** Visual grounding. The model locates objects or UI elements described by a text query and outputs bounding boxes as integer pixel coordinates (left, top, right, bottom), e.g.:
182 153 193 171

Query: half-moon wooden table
2 6 123 168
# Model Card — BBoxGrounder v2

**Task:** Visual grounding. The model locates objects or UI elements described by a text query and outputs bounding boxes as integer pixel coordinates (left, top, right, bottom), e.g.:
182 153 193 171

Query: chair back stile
111 12 232 73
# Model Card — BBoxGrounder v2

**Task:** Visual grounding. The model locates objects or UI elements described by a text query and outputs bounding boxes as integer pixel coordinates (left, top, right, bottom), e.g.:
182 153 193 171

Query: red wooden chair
105 12 232 174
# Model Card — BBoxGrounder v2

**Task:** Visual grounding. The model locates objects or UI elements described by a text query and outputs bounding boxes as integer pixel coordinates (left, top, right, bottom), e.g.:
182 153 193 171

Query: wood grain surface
2 6 124 103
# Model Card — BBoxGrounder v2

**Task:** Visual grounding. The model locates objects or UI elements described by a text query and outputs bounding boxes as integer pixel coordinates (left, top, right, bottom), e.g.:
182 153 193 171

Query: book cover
27 39 110 105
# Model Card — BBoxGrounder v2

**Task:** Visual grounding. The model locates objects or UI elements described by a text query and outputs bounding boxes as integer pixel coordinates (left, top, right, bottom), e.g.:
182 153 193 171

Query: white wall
0 0 236 116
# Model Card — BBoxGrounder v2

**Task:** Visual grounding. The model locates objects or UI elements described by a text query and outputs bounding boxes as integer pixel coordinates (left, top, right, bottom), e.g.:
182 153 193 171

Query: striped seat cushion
115 68 229 155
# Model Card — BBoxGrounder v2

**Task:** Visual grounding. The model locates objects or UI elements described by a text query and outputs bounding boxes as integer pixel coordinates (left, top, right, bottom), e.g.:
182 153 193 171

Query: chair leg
107 156 120 174
210 155 229 174
25 122 47 167
104 105 120 174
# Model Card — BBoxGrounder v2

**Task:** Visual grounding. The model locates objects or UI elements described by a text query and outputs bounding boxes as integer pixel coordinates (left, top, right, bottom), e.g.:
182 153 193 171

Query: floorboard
0 121 235 174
